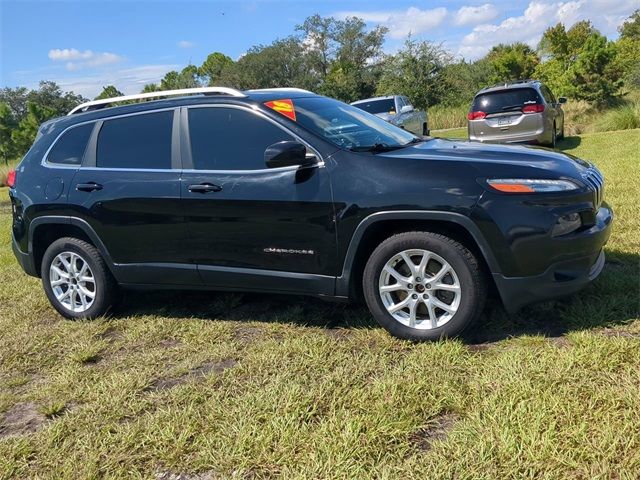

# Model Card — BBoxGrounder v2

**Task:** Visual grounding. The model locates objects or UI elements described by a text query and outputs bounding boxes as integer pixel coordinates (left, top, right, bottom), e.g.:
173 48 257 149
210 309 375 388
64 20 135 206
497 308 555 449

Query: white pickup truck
351 95 429 136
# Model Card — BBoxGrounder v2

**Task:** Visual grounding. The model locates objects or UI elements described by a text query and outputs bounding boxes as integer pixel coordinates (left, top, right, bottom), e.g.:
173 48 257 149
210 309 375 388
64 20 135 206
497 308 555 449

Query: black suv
9 87 612 341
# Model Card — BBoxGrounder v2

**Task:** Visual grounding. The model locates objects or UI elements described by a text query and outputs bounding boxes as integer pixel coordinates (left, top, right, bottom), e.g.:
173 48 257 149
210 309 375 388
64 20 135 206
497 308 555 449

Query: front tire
41 237 117 320
362 232 486 341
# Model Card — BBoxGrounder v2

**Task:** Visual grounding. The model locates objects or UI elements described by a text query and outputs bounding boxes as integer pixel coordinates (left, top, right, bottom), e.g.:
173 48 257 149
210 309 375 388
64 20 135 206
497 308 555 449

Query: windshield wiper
349 143 405 153
402 137 426 146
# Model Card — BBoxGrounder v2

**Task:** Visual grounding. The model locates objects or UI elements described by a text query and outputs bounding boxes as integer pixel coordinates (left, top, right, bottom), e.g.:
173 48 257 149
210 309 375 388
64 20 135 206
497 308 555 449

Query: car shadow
113 250 638 344
557 136 581 151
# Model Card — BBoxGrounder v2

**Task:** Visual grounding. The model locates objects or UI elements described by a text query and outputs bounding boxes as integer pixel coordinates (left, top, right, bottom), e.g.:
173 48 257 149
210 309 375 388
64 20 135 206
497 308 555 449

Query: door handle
76 182 103 192
188 183 222 193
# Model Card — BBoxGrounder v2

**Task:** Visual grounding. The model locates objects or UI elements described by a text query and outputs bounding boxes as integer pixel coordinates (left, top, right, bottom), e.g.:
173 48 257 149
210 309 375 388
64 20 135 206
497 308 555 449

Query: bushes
428 104 468 130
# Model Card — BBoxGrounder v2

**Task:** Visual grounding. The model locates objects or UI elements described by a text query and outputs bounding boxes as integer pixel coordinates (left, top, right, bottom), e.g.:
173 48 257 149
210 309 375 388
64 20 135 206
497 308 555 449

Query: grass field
1 130 639 479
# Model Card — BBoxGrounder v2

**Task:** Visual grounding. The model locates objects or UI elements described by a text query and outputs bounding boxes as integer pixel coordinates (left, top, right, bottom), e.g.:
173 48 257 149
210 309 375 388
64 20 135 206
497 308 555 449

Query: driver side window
188 107 295 171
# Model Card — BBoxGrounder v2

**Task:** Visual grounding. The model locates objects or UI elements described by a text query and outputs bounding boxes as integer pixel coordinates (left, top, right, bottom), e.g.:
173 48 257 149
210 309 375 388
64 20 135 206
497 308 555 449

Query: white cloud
458 0 638 59
336 7 448 39
48 48 124 71
454 4 499 26
177 40 195 48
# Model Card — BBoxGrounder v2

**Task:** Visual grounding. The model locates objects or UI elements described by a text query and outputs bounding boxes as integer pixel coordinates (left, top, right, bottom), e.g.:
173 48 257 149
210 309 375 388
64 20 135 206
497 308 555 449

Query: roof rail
245 87 313 94
68 87 246 115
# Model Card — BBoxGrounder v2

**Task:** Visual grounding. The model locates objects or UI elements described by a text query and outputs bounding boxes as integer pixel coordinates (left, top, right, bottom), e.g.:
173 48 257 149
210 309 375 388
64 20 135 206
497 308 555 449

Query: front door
180 105 337 296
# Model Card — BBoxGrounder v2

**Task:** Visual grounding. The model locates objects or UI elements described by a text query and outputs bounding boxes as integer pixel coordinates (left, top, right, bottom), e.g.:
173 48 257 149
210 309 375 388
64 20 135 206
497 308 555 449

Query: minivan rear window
353 99 396 114
472 88 542 115
96 111 173 169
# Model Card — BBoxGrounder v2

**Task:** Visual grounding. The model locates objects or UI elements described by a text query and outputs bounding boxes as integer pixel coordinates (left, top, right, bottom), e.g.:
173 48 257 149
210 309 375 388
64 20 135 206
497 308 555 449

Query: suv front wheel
41 237 117 320
363 232 486 341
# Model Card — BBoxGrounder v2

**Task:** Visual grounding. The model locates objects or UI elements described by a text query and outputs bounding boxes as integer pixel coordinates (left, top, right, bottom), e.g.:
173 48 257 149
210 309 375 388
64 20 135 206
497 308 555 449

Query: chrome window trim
184 103 325 172
41 107 180 170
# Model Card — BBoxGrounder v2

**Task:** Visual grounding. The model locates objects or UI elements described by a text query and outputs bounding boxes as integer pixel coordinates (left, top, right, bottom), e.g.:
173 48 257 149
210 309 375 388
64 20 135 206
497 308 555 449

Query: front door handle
188 183 222 193
76 182 103 192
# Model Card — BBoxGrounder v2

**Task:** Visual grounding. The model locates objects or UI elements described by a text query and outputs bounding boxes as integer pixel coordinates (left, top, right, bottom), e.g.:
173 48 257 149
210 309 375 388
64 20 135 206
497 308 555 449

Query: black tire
41 237 118 320
550 123 557 148
422 123 430 136
362 232 486 341
558 124 565 140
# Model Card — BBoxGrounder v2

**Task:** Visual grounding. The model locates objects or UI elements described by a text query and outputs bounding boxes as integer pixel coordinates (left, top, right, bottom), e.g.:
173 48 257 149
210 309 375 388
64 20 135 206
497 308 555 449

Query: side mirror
264 141 314 168
400 105 414 114
558 97 567 104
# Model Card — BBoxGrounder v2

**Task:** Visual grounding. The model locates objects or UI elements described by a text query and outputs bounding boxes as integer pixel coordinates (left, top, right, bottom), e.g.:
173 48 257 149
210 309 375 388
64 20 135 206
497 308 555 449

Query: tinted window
352 98 396 114
48 123 93 165
96 111 173 169
188 107 294 170
472 88 542 114
541 85 556 104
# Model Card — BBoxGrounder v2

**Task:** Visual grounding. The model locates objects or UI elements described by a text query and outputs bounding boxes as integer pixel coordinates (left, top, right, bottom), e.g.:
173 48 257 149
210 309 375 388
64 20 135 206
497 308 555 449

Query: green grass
1 130 639 479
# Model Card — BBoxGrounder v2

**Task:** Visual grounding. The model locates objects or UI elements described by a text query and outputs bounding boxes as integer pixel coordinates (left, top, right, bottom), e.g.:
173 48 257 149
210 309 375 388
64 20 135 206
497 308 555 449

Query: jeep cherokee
8 87 612 341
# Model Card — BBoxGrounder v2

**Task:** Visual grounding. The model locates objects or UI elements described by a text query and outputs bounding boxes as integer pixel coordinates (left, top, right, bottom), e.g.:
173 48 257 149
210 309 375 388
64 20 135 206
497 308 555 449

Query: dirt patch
409 413 458 452
233 325 264 344
148 359 238 391
0 402 47 438
99 327 123 343
325 329 352 341
600 329 640 339
466 343 493 353
156 471 218 480
159 338 182 348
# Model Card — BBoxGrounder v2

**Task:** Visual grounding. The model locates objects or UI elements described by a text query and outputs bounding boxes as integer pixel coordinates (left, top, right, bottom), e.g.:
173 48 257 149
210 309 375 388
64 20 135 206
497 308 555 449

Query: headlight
487 178 579 193
552 212 582 236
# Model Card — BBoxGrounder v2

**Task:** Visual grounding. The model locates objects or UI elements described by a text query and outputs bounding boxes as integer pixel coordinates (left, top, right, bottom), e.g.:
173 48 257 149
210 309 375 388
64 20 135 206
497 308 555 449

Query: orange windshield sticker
264 99 296 121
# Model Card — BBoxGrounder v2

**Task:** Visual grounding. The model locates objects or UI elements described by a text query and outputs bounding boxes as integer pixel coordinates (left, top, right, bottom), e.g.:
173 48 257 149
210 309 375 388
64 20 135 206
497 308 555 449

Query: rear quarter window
47 123 93 165
472 88 542 114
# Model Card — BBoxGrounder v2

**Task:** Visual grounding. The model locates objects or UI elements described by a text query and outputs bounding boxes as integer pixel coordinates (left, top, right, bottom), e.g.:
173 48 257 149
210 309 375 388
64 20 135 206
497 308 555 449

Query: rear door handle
76 182 103 192
188 183 222 193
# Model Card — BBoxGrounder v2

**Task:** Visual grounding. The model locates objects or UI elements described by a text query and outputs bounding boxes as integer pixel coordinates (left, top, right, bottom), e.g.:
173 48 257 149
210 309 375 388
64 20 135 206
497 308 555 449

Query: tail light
6 170 16 188
467 111 486 120
522 104 545 114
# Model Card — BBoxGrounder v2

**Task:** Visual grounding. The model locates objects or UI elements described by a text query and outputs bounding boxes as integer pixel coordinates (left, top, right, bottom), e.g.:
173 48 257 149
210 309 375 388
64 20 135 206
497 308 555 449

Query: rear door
180 104 336 296
68 109 196 285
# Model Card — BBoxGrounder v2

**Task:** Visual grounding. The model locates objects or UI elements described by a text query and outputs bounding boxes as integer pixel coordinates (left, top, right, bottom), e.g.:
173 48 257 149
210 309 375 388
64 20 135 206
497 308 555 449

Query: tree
0 102 16 163
199 52 234 86
377 38 452 109
487 43 539 83
159 65 201 90
10 102 56 155
440 59 493 106
297 14 336 79
95 85 124 100
0 81 84 123
619 9 640 40
566 33 622 104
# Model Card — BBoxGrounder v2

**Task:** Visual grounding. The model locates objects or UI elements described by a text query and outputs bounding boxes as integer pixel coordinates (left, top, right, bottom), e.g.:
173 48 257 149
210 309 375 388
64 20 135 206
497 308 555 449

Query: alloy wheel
49 251 96 313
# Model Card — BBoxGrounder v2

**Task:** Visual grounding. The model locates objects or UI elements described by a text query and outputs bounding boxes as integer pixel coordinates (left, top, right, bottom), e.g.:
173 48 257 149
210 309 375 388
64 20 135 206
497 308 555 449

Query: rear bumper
469 130 549 145
12 233 38 277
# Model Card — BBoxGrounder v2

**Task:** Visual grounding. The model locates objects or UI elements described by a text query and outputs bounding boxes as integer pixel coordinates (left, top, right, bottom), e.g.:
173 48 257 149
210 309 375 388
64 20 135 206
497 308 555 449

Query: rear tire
422 123 429 136
41 237 117 320
362 232 486 341
550 123 557 148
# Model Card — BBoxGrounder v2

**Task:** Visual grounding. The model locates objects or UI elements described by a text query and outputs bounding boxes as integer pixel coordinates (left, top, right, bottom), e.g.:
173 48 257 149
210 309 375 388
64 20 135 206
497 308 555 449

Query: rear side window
96 111 173 169
472 88 542 114
47 123 93 165
188 107 294 170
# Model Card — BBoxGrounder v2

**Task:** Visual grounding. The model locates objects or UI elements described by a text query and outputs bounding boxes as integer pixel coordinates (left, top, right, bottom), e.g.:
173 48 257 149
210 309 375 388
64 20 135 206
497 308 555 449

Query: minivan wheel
550 123 557 148
362 232 486 341
41 237 117 320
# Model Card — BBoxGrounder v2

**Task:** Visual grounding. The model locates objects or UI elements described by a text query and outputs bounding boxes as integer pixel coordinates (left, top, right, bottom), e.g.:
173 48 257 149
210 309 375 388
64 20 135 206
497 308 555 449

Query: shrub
596 103 640 132
428 104 469 130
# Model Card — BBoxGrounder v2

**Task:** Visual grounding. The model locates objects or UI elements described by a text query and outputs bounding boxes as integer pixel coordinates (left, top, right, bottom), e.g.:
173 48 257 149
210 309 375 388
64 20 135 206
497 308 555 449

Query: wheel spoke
78 285 95 298
417 252 431 277
51 278 67 287
431 298 456 315
388 296 411 314
426 299 438 328
51 265 70 279
380 283 404 293
400 251 416 276
383 265 409 285
430 262 451 284
408 300 418 327
433 283 460 293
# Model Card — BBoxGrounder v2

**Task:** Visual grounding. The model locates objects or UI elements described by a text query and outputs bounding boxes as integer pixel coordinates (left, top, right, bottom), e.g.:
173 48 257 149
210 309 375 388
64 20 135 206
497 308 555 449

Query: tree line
1 10 638 163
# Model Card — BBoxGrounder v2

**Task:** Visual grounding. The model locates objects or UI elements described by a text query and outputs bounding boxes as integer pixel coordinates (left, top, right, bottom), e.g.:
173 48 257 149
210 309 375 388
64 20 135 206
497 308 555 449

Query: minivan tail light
6 170 16 188
522 104 545 114
467 111 486 120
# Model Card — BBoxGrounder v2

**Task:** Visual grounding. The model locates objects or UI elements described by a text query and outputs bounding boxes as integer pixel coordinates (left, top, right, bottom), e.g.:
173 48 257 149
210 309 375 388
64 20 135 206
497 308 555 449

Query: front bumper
492 203 612 312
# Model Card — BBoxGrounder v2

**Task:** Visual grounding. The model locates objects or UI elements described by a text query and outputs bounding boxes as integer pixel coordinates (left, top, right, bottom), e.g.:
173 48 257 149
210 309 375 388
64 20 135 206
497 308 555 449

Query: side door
403 96 422 135
540 86 559 134
180 104 337 296
68 109 197 285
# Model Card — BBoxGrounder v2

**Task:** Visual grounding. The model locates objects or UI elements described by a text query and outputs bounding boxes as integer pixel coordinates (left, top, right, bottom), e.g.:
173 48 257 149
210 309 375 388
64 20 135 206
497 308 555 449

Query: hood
380 138 591 179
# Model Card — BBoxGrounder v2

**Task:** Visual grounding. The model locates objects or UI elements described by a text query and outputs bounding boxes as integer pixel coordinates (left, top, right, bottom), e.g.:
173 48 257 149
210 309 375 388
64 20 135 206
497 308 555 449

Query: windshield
287 97 417 151
472 88 542 115
352 98 396 114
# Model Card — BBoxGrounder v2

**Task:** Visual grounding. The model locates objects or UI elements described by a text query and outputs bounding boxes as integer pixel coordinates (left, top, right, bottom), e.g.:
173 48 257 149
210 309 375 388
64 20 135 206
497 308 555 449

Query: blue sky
1 0 637 97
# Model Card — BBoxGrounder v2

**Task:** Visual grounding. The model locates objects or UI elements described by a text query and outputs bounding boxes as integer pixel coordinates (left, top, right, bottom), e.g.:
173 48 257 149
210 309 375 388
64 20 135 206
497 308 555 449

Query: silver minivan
467 81 566 148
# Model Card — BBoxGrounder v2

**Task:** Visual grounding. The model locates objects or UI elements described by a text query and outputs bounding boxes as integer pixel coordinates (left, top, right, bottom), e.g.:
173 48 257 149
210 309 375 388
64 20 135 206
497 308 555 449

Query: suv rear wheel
362 232 486 341
41 237 117 320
